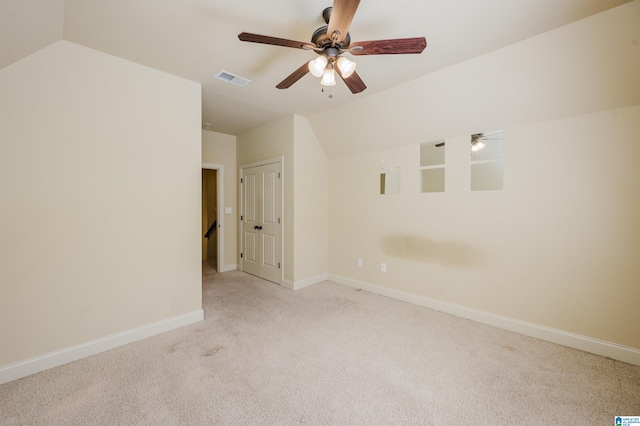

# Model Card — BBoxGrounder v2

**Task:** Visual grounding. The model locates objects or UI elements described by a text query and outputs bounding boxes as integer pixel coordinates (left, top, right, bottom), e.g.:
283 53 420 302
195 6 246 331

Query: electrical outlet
357 258 363 268
381 262 387 272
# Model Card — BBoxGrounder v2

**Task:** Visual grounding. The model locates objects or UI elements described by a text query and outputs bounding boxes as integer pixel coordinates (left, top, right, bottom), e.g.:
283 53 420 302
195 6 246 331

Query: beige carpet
1 264 639 425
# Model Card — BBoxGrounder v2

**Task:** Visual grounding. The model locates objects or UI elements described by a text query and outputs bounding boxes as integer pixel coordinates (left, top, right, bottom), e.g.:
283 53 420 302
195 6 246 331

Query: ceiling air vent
215 70 251 87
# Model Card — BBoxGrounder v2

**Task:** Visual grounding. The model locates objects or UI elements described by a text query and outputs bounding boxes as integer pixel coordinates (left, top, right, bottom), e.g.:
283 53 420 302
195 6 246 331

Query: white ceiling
0 0 631 136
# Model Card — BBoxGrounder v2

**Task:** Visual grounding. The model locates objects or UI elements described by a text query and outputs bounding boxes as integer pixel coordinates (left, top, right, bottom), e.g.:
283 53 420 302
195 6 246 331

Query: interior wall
236 116 294 284
202 129 237 271
0 0 64 68
328 105 640 350
0 40 202 367
292 115 328 285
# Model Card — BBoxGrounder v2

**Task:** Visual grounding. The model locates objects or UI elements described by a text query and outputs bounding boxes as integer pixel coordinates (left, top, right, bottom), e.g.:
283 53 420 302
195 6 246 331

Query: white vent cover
215 70 251 87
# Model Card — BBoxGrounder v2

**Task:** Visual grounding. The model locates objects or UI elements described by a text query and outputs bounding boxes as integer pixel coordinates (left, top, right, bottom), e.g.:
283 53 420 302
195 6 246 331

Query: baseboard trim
0 309 204 384
282 279 294 290
281 274 329 291
220 264 237 272
293 274 329 291
329 274 640 366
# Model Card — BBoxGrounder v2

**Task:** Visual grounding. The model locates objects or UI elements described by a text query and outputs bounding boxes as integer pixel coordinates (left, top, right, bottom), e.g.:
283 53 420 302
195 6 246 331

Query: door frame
202 162 224 272
239 156 284 285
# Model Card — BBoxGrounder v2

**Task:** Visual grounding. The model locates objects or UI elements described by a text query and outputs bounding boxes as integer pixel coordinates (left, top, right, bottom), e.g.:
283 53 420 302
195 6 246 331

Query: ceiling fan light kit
308 56 328 77
238 0 427 94
321 67 337 86
336 56 356 78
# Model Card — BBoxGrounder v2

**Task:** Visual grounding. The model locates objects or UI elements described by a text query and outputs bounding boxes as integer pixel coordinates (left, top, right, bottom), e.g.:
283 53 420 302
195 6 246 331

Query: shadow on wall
381 234 484 269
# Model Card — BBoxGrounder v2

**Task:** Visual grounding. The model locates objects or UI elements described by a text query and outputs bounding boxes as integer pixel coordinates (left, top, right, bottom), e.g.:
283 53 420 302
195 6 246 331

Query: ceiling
0 0 631 136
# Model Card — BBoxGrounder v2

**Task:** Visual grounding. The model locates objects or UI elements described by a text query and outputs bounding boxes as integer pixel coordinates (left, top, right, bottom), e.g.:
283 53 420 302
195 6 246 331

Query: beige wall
0 41 202 366
202 130 237 270
319 1 640 351
293 115 328 284
0 0 64 68
328 106 640 349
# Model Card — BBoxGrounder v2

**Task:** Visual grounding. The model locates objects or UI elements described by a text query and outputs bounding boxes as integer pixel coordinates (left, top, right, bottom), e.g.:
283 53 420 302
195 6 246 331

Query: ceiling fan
238 0 427 94
471 132 503 152
434 132 503 151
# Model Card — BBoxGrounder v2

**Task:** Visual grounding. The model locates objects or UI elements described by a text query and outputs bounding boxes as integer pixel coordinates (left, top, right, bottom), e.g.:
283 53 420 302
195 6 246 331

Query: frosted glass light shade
321 68 336 86
336 56 356 78
308 56 328 77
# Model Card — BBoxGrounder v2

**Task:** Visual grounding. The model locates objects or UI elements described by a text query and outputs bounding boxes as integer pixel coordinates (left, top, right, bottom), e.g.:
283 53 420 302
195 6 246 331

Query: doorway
202 163 224 272
239 159 282 285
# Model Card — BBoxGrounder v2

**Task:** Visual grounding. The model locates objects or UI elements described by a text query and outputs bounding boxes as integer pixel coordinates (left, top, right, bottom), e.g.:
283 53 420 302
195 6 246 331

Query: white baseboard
0 309 204 384
220 264 237 272
293 274 329 291
329 274 640 366
282 279 294 290
281 274 329 291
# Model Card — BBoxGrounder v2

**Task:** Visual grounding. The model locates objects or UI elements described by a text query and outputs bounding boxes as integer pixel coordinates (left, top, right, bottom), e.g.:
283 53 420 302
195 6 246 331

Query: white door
241 162 282 284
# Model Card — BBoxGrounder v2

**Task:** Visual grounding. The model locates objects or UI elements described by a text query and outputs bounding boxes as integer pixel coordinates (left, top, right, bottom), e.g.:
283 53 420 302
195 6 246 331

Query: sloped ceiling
310 0 640 158
0 0 632 138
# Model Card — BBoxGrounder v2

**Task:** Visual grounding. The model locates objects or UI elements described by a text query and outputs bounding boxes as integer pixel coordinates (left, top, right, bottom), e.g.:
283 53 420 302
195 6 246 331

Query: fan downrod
322 7 332 24
311 7 351 50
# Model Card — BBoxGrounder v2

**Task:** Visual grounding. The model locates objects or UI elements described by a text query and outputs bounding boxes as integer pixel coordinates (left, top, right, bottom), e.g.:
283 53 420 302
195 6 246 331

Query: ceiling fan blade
326 0 361 44
350 37 427 55
238 32 315 50
276 62 310 89
335 67 366 94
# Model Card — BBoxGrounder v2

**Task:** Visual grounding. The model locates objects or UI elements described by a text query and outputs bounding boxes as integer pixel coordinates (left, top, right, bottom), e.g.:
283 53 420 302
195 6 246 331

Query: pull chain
321 87 334 99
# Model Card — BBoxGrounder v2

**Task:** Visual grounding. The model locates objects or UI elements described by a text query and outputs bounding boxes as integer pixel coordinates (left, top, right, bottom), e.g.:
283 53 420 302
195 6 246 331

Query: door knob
254 225 263 230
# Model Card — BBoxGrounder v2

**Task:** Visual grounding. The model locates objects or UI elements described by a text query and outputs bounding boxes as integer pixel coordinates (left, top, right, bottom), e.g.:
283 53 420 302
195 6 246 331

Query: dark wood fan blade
350 37 427 55
326 0 361 43
276 62 310 89
238 32 315 50
335 67 366 94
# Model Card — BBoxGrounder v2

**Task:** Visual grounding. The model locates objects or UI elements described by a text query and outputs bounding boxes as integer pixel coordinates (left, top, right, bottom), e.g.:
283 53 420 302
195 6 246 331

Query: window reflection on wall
379 147 403 195
380 172 401 194
420 140 445 193
470 131 503 191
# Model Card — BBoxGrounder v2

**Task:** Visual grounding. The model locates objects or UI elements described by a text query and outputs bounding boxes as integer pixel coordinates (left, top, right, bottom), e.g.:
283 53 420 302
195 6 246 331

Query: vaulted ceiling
1 0 631 136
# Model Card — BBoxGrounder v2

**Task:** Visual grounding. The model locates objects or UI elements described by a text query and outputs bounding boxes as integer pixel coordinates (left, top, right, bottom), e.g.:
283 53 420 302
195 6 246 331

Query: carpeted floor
1 264 639 425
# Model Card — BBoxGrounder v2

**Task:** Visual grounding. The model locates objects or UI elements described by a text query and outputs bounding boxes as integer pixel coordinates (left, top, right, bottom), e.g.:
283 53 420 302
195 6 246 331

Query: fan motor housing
311 25 351 50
